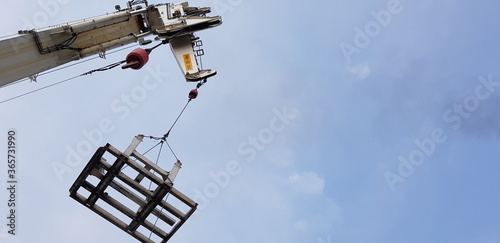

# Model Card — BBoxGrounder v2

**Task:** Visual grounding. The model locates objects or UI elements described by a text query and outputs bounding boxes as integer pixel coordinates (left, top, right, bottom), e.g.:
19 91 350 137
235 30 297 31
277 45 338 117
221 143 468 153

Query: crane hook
188 89 198 99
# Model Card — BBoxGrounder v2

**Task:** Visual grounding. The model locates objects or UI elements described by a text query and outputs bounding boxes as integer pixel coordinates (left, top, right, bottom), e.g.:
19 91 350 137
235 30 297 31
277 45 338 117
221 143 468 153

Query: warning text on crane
183 54 194 71
6 130 17 236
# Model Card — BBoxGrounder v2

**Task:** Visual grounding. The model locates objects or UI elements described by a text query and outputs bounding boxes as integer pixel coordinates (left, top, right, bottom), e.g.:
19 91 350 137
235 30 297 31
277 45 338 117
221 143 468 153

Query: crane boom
0 1 222 87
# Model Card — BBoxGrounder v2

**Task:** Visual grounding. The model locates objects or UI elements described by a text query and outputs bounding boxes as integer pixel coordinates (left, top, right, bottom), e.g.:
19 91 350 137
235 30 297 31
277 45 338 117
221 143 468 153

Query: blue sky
1 0 500 242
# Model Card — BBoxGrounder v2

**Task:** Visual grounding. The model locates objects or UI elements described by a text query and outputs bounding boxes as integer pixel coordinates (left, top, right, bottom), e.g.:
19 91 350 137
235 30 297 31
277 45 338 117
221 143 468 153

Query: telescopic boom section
0 2 222 87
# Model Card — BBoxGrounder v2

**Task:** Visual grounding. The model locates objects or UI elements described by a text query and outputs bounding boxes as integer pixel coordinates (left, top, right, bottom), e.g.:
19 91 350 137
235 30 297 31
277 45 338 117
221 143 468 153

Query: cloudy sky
1 0 500 242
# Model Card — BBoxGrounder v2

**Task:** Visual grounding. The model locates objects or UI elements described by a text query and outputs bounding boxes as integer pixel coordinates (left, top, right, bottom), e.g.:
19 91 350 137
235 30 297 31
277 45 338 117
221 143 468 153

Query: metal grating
69 135 197 243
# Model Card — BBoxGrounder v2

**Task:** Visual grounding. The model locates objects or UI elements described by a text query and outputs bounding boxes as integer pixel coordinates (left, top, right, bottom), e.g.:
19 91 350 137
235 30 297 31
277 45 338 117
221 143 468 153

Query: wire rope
0 40 169 105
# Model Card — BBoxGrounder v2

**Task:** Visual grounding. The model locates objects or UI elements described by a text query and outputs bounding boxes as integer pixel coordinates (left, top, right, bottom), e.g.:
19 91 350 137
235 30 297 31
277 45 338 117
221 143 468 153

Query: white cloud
346 63 371 80
293 220 308 231
288 171 325 195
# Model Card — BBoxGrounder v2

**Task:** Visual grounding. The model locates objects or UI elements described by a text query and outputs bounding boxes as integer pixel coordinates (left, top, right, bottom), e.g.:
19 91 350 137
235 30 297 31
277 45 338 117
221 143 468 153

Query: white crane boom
0 1 222 87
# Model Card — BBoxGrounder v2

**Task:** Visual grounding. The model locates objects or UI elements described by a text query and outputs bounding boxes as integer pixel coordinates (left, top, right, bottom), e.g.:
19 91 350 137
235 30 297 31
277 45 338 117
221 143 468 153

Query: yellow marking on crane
183 54 193 71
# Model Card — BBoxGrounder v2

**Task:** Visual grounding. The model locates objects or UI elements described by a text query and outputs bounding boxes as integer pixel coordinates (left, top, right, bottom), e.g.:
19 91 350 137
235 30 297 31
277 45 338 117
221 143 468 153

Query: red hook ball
189 89 198 99
122 48 149 70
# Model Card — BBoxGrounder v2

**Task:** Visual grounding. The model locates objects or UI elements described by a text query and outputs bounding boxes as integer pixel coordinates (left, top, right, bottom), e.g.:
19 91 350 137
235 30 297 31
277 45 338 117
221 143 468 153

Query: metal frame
69 135 197 243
